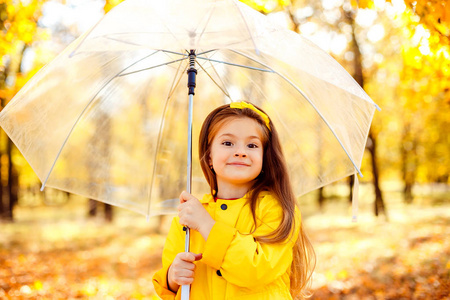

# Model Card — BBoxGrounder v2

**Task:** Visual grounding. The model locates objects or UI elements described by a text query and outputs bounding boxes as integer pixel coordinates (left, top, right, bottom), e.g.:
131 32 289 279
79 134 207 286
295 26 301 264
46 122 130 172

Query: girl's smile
209 117 264 198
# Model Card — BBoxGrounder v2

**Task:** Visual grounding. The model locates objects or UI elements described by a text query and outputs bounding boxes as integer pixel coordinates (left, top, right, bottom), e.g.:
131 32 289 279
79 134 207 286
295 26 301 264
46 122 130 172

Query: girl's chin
217 175 259 186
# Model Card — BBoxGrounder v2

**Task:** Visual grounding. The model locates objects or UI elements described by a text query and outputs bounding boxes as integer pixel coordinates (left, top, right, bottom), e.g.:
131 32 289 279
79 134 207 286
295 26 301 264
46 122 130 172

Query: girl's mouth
228 162 250 166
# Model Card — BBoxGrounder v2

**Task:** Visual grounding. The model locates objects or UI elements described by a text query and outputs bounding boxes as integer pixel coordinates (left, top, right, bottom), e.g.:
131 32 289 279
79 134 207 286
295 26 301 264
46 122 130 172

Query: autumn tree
361 0 450 202
0 0 45 221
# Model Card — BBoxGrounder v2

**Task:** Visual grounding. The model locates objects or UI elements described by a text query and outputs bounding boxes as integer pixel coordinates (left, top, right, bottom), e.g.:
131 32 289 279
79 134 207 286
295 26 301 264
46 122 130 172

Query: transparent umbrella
0 0 379 297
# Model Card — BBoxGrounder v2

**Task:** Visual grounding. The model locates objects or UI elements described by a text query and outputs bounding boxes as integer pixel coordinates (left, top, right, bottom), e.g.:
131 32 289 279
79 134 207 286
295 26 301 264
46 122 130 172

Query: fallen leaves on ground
0 200 449 299
307 205 450 300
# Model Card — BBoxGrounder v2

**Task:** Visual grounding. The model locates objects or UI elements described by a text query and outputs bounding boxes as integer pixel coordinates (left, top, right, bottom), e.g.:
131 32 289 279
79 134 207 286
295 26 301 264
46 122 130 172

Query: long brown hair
199 103 316 299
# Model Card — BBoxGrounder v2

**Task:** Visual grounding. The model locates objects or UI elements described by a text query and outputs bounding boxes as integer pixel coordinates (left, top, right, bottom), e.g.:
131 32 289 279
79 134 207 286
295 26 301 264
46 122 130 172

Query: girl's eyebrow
219 133 261 140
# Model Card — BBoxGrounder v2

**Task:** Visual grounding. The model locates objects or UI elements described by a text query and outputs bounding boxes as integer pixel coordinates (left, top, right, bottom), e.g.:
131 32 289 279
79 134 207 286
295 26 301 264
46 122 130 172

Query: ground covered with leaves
1 192 449 299
308 207 450 299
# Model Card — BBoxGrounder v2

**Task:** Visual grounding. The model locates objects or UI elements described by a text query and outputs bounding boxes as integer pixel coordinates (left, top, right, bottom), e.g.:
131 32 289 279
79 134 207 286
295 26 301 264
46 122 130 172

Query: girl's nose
234 152 247 158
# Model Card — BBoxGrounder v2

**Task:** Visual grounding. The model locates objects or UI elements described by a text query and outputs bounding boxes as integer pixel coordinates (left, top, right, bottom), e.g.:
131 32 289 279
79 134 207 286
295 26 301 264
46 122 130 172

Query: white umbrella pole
181 50 197 300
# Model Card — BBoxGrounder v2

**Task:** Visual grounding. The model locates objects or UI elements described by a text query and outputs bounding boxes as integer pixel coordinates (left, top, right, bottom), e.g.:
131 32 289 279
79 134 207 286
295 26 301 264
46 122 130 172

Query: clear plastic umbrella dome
0 0 379 218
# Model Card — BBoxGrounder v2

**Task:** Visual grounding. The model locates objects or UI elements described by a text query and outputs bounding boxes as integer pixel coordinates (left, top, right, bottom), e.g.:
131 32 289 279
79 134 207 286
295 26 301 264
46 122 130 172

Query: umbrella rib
68 17 105 57
146 59 188 218
167 59 189 102
160 50 189 57
196 49 217 56
159 49 216 59
98 35 154 49
196 60 231 98
230 49 364 177
282 80 363 177
40 50 163 190
192 1 217 47
196 56 273 73
232 0 260 54
118 56 189 77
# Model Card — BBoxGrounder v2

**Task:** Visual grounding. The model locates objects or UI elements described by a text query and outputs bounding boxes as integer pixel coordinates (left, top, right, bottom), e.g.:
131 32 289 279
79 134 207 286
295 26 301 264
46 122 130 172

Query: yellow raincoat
152 191 301 300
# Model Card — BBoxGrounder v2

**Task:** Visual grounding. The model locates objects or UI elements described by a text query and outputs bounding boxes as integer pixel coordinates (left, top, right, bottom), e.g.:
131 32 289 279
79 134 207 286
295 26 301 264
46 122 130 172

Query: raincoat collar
200 193 249 204
199 191 270 204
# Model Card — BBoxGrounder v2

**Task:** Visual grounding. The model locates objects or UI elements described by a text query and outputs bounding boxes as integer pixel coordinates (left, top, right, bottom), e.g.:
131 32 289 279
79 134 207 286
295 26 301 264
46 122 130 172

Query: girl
152 102 315 299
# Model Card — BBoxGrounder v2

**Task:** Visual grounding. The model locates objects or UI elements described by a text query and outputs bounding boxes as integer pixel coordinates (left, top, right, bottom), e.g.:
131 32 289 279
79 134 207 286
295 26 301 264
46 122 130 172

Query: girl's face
209 117 264 195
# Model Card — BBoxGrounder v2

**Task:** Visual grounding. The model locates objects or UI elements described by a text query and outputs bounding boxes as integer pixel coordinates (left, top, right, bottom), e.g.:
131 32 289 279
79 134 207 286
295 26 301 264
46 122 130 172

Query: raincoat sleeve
152 217 184 300
202 195 301 289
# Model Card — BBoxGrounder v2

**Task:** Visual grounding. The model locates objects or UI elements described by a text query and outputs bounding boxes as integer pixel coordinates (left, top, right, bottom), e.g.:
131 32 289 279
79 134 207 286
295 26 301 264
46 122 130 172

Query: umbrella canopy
0 0 379 218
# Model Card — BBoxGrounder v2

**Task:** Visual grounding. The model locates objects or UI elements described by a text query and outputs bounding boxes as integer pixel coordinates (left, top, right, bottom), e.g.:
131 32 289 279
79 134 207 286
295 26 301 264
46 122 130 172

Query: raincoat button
221 204 227 210
216 270 222 276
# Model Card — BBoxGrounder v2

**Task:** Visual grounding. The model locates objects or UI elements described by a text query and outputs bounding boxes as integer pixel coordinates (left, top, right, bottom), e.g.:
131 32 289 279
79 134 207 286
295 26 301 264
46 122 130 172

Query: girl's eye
222 141 233 146
247 143 259 149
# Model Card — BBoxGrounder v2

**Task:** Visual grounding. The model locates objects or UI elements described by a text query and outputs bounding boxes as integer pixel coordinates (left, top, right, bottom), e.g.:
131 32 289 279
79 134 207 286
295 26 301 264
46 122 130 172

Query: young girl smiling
153 102 315 299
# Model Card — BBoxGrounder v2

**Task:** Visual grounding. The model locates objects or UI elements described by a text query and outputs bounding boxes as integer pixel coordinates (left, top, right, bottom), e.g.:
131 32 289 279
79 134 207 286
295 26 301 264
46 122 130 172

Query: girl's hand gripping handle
178 191 215 240
167 252 202 294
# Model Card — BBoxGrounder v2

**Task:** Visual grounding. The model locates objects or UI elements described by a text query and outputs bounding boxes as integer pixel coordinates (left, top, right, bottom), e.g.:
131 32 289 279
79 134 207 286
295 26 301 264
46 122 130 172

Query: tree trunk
0 163 3 218
100 114 113 222
0 128 4 219
348 175 354 204
0 60 9 221
317 187 325 210
401 124 416 203
87 108 113 222
88 199 97 217
88 200 112 222
104 203 113 223
346 10 387 219
10 163 19 220
367 131 387 218
0 44 29 222
5 137 17 221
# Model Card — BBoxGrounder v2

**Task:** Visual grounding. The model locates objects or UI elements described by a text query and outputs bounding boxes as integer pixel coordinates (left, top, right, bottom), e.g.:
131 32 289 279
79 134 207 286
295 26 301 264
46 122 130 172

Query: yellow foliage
350 0 392 9
33 280 43 291
1 0 45 107
240 0 289 14
325 270 335 281
404 0 450 38
104 0 125 13
1 0 42 45
81 281 97 296
337 269 348 280
351 0 372 9
364 0 450 184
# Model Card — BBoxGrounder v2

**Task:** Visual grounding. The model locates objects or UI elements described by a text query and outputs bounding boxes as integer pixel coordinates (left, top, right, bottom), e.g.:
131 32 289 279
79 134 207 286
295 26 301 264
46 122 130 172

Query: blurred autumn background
1 0 449 299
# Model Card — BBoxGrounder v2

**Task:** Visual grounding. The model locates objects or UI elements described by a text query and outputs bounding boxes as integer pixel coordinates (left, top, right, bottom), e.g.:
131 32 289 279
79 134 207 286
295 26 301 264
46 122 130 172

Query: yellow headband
230 101 271 130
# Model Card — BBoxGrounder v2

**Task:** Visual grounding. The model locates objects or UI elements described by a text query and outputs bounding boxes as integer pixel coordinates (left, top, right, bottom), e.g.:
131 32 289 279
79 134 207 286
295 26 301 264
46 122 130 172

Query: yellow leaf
325 270 335 280
34 280 43 291
18 254 27 263
104 0 125 13
6 3 16 16
359 0 370 9
0 89 14 100
337 269 349 280
81 280 98 296
5 31 13 42
350 0 373 9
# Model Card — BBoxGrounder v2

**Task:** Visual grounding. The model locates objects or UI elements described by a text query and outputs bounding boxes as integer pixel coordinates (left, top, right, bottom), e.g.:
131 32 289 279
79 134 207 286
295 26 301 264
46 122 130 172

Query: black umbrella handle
187 50 197 95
